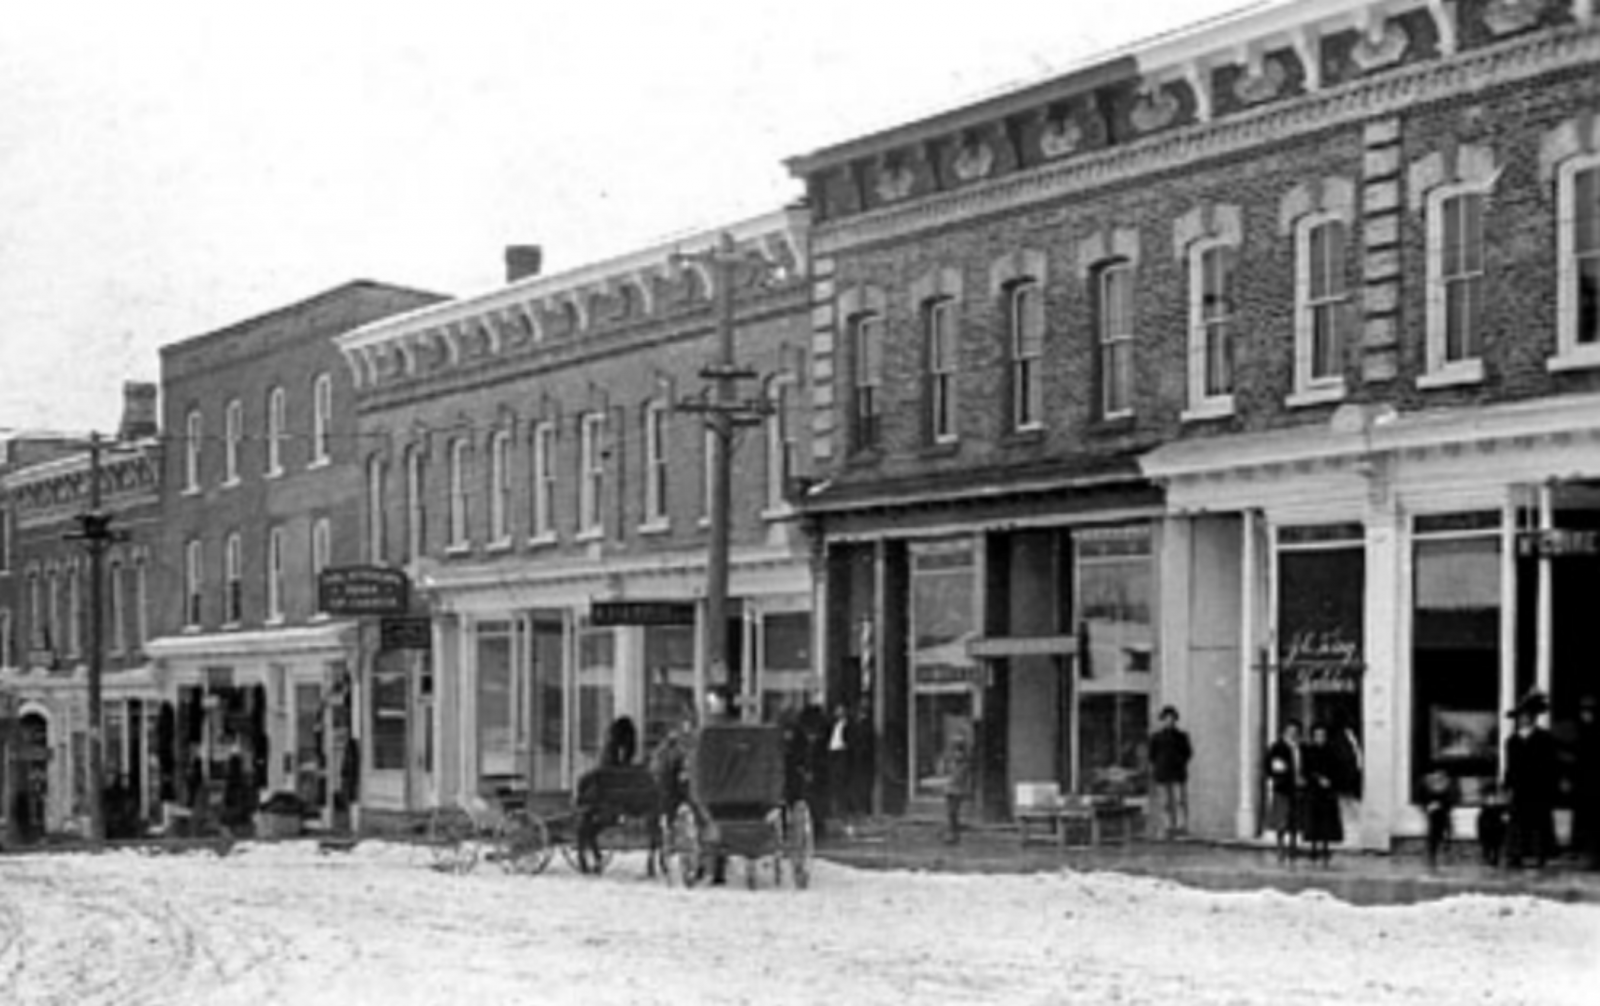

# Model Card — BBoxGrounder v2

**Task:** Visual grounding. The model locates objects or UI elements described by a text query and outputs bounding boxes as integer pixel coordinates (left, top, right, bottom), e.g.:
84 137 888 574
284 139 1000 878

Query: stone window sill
1416 361 1483 390
1180 397 1236 423
1286 383 1347 409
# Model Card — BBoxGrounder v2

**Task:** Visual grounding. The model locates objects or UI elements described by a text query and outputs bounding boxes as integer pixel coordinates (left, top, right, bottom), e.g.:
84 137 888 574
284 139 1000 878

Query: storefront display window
530 612 564 792
643 624 695 750
371 652 408 772
759 610 813 723
577 623 615 773
1276 524 1365 812
477 621 515 778
1076 526 1154 795
910 539 979 800
1412 514 1501 805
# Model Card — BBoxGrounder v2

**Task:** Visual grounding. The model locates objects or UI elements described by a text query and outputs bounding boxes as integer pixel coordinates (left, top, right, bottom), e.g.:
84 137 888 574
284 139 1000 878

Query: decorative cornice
811 23 1600 257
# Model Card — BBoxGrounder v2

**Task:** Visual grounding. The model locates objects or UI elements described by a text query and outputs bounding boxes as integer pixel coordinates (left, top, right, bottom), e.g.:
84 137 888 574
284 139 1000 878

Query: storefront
145 623 358 830
811 471 1164 822
406 548 815 810
1143 393 1600 848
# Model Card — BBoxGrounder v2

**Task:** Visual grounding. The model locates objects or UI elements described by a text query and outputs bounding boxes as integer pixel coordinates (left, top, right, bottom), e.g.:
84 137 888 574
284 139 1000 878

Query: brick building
335 211 811 816
0 384 163 835
789 0 1600 846
145 282 444 829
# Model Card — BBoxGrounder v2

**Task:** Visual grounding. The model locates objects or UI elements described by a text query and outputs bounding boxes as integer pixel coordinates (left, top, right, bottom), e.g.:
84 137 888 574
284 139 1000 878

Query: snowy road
0 841 1596 1005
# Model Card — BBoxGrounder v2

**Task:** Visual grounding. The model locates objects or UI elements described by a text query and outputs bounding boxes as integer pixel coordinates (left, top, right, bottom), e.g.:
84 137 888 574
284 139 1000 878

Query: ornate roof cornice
811 21 1600 256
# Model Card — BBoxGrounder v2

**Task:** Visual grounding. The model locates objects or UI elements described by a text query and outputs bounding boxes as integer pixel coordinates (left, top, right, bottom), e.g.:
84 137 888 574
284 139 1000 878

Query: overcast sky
0 0 1253 435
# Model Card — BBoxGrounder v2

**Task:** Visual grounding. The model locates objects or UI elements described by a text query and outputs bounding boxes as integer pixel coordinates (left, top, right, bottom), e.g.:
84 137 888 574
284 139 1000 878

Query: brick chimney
118 381 159 441
505 245 543 283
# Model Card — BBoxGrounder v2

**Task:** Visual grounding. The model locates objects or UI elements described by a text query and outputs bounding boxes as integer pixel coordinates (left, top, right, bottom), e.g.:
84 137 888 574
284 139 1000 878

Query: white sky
0 0 1253 435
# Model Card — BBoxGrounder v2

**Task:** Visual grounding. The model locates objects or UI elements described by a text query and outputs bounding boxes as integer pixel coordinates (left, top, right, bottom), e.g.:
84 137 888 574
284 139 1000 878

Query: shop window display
1075 527 1154 796
910 540 979 801
577 624 616 774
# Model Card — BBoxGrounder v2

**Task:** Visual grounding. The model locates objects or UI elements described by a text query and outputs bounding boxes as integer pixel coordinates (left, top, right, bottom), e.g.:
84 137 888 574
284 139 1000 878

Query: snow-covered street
1 841 1596 1005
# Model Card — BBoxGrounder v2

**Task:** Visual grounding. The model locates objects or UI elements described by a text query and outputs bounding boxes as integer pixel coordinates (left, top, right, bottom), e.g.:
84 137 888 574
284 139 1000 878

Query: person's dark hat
1159 705 1179 722
1507 689 1550 718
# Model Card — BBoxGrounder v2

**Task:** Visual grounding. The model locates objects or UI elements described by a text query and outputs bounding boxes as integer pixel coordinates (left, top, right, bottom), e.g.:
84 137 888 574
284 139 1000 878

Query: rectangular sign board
590 600 696 627
318 566 411 617
380 616 432 651
1516 529 1600 558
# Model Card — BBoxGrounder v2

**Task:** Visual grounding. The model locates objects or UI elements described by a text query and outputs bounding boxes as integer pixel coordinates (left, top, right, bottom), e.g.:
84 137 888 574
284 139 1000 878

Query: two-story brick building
789 0 1600 846
0 384 163 835
335 211 811 817
144 282 443 829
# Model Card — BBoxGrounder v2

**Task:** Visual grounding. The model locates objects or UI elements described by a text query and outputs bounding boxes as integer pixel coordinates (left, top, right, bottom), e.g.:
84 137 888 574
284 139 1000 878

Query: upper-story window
45 567 60 653
184 409 203 491
405 445 426 562
488 430 512 546
579 413 606 537
66 563 81 657
766 377 798 514
531 422 557 541
224 532 243 625
1554 155 1600 370
0 505 11 573
1423 180 1492 386
224 399 243 485
134 553 148 648
1289 215 1351 401
311 373 333 466
1096 263 1135 419
850 313 884 453
311 517 331 614
1187 241 1238 414
108 558 126 654
448 439 471 550
367 455 387 565
266 386 287 475
266 526 285 623
0 608 11 669
925 299 958 443
184 539 203 628
701 426 718 526
26 569 42 649
1008 281 1045 430
643 402 669 529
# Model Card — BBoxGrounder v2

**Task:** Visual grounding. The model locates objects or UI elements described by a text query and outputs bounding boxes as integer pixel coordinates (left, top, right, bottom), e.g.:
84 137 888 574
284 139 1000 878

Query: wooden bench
1016 783 1142 848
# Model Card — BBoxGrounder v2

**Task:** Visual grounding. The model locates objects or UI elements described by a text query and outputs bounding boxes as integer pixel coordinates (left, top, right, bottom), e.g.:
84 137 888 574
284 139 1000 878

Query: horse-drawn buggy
667 723 814 889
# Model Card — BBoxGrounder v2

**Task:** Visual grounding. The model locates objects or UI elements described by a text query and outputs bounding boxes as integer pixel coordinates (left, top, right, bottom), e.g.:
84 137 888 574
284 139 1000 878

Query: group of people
783 700 875 841
1264 718 1363 866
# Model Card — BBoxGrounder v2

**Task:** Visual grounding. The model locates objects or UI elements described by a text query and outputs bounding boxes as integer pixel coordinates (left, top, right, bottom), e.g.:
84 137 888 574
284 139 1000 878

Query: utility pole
65 431 122 844
675 234 770 713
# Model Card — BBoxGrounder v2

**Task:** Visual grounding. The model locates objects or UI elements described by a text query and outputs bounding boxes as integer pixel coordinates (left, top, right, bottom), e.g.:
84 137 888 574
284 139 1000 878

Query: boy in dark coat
1265 720 1303 863
1148 706 1194 839
1300 723 1343 866
1420 767 1458 869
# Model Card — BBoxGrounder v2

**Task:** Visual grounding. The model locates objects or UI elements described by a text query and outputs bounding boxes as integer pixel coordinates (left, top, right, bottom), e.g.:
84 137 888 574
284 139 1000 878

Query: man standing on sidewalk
1149 706 1193 839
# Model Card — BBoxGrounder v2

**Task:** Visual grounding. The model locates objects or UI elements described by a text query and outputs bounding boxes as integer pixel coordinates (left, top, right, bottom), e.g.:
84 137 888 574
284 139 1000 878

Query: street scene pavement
1 836 1596 1006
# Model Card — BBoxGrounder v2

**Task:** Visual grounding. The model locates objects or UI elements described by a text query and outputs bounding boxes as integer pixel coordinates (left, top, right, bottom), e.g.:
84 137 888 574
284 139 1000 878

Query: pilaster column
1362 503 1402 850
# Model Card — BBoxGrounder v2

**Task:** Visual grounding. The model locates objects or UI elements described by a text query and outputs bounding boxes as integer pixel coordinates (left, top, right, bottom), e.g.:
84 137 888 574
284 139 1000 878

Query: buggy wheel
787 800 814 890
499 811 554 876
669 805 701 888
427 807 477 875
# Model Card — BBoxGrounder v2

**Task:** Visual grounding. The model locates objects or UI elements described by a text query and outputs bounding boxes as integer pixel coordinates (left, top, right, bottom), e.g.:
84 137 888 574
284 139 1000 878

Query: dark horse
574 716 676 876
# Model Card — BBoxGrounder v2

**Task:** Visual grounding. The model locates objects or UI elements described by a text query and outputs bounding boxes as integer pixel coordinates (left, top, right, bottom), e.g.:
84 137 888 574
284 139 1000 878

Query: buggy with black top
667 722 814 889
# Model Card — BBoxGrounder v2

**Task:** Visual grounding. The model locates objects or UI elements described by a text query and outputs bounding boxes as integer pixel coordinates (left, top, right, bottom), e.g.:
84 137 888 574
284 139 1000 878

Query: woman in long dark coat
1300 723 1344 865
1265 720 1303 862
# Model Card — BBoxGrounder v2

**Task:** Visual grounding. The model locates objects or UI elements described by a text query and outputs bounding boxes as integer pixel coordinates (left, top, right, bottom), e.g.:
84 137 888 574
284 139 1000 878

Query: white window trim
488 430 512 547
579 413 605 537
223 399 243 487
1290 212 1349 404
1097 263 1135 421
367 455 386 565
134 555 148 648
1009 281 1045 432
926 299 960 443
1421 177 1495 387
108 559 126 655
184 409 203 493
405 447 425 562
530 422 557 544
184 539 203 629
310 517 332 620
1551 152 1600 372
266 387 287 477
1184 237 1238 420
266 527 285 625
448 439 471 551
851 313 884 452
224 532 243 628
309 373 333 468
642 402 670 531
763 375 799 521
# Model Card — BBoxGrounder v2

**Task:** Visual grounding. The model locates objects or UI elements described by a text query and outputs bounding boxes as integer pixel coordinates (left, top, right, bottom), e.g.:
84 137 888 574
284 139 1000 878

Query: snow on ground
1 840 1596 1006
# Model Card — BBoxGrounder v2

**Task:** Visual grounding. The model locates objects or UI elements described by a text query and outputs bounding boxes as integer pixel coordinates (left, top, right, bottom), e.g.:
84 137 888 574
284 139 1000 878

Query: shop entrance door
291 682 324 810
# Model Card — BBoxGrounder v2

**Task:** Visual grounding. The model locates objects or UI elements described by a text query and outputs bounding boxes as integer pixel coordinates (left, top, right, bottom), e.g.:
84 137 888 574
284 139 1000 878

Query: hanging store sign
966 635 1079 659
914 664 990 687
1516 529 1600 558
318 567 411 617
380 617 432 651
590 600 696 627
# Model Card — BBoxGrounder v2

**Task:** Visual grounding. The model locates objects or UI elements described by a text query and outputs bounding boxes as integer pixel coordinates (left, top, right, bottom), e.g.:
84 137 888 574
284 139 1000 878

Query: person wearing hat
1148 706 1193 839
1573 694 1600 871
1503 690 1559 869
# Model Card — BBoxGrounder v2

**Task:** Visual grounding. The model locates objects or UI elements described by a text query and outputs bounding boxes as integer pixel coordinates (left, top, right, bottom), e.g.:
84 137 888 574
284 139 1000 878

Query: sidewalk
815 819 1600 907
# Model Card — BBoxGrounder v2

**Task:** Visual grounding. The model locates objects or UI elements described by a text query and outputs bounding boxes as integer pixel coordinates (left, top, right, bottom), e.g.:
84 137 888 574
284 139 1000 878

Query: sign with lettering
1276 544 1365 732
318 567 411 617
914 664 989 687
380 616 432 651
1516 529 1600 558
590 600 696 627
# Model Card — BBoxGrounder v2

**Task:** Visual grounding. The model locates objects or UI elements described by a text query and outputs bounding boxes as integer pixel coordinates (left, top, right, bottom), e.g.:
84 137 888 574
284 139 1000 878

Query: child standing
1420 767 1458 869
943 732 974 845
